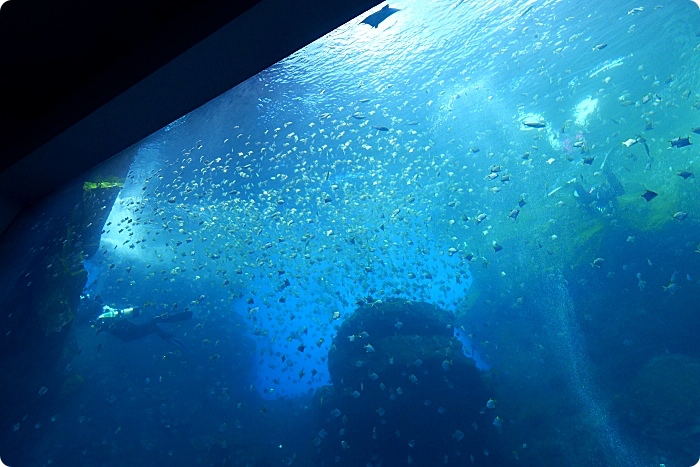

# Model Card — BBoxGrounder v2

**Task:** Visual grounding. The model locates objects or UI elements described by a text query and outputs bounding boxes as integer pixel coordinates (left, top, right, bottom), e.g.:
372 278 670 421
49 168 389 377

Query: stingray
641 189 658 202
361 4 400 28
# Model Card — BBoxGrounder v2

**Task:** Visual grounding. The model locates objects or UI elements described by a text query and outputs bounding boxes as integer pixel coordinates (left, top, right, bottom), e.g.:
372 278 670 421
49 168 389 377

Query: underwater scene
2 0 700 465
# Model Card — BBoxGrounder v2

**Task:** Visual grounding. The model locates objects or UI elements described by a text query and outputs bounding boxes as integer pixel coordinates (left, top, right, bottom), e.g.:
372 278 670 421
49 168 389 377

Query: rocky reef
314 298 509 466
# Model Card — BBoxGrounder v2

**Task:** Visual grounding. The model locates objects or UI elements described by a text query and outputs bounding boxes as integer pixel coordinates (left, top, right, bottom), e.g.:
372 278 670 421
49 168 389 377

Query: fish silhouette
641 189 658 202
361 4 400 28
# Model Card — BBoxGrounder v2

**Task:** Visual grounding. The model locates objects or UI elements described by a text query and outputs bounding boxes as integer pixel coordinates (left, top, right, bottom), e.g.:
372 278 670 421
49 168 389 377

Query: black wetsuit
102 311 192 347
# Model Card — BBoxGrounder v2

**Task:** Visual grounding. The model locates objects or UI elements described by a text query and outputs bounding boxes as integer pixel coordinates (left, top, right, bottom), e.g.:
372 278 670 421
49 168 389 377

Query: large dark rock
0 154 131 454
315 298 510 466
328 299 457 388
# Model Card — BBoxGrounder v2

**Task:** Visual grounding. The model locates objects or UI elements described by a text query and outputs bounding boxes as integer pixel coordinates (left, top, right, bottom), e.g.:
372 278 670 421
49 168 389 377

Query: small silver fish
673 211 688 222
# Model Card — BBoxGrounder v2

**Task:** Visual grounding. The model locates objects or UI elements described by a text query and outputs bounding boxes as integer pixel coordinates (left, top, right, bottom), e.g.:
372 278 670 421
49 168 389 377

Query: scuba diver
571 170 624 215
97 304 140 321
93 305 192 349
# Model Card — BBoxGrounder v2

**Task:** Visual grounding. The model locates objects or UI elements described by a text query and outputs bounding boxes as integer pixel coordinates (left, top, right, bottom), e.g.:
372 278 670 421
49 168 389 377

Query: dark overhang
0 0 381 231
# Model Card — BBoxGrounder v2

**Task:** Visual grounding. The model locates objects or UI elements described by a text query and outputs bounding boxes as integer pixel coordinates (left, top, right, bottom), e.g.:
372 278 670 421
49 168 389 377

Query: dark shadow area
313 299 511 466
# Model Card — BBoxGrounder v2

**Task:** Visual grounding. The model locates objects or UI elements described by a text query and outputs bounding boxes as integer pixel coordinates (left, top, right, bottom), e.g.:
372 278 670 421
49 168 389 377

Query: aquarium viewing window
2 0 700 465
94 0 476 400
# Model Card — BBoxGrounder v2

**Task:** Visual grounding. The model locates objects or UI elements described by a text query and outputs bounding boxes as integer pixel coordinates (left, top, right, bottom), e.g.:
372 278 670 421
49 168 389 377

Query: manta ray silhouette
361 4 400 28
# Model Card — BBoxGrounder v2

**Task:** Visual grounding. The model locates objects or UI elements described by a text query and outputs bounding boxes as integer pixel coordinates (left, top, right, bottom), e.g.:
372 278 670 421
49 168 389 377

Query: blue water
3 0 700 465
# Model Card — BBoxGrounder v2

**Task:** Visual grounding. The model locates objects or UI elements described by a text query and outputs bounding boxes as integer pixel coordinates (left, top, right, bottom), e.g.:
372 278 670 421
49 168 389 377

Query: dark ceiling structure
0 0 381 233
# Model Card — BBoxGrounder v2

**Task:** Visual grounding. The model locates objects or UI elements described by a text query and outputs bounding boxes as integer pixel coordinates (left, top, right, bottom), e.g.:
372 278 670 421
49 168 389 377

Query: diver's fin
158 310 193 323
